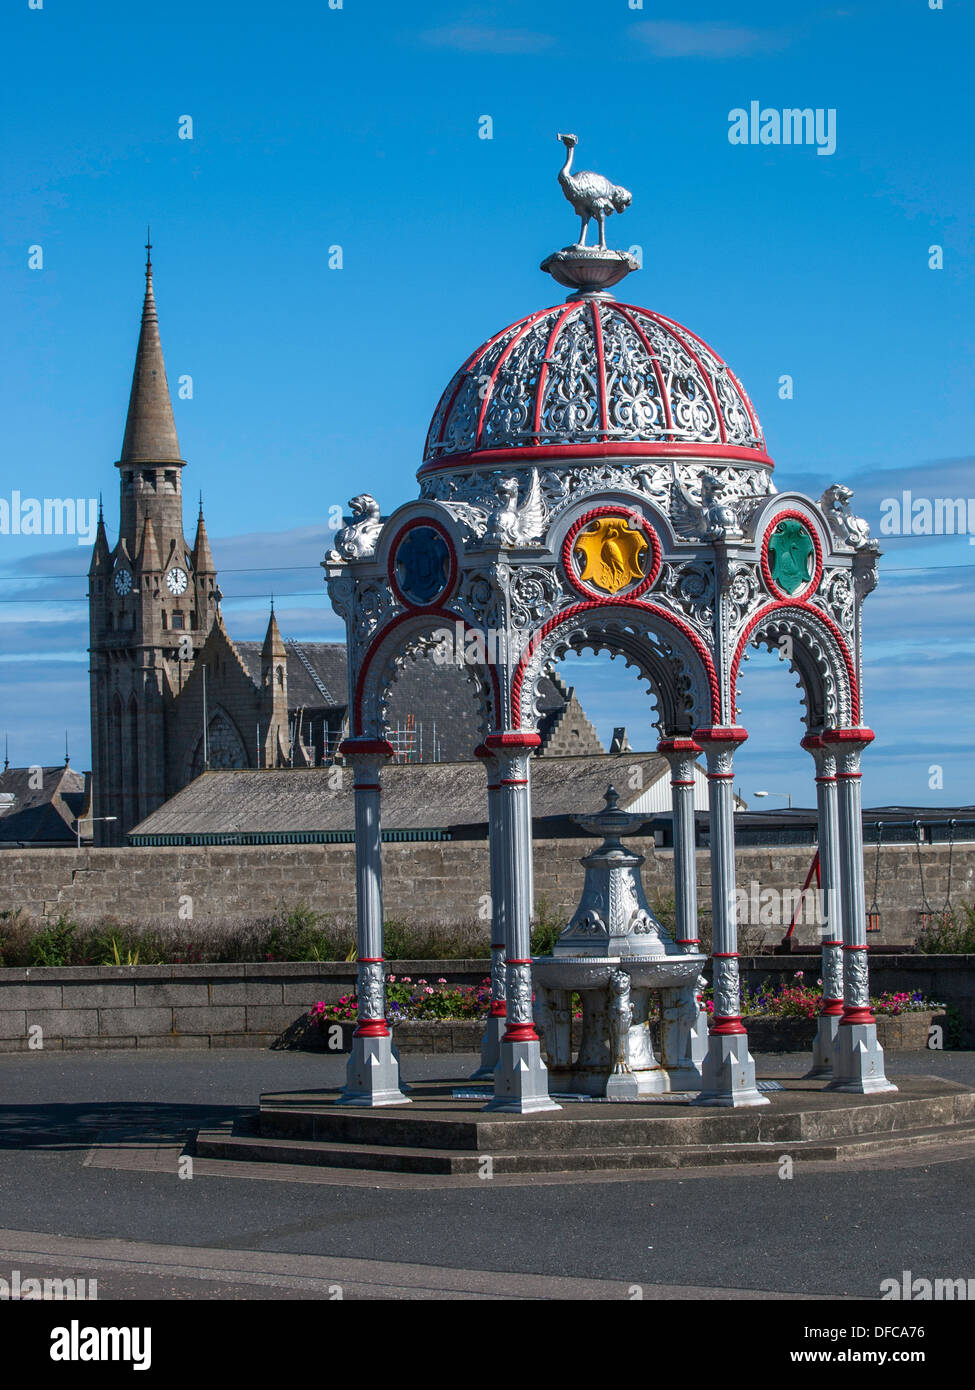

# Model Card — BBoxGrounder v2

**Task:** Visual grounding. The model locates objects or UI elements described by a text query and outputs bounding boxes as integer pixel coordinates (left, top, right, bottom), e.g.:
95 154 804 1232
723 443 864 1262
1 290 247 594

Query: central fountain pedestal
532 787 709 1098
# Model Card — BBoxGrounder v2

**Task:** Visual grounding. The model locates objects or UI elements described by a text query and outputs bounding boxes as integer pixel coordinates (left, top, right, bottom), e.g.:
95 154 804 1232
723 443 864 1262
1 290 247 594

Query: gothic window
172 612 184 629
127 696 139 801
191 708 248 776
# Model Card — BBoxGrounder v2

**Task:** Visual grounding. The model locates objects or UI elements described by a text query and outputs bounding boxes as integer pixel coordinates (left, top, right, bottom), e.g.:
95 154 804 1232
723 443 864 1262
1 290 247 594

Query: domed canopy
421 299 770 472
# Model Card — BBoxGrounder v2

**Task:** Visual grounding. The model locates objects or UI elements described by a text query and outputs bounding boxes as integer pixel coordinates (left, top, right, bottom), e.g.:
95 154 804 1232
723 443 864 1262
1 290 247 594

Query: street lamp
76 815 117 848
753 791 793 810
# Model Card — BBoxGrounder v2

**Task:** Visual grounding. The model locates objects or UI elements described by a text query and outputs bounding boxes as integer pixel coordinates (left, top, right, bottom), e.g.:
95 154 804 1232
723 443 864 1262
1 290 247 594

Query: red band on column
485 732 542 750
694 726 749 745
840 1006 875 1026
657 738 703 755
710 1016 747 1035
354 1019 390 1038
340 738 395 757
502 1021 539 1043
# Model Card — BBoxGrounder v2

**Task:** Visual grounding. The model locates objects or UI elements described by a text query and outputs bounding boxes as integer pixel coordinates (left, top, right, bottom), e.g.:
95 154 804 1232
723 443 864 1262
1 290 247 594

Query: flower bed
309 975 492 1030
700 972 945 1021
303 971 949 1053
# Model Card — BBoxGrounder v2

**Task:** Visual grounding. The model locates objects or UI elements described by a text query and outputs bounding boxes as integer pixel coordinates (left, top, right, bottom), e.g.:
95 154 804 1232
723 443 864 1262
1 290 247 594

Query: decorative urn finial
541 133 639 300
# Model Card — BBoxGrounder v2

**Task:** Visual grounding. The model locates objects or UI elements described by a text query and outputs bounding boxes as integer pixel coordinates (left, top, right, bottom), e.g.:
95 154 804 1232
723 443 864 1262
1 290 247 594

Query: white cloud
630 21 786 59
421 24 555 55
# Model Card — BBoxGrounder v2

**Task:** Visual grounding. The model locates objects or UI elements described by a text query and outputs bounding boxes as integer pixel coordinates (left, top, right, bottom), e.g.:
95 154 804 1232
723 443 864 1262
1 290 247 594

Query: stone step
193 1118 975 1177
253 1083 975 1154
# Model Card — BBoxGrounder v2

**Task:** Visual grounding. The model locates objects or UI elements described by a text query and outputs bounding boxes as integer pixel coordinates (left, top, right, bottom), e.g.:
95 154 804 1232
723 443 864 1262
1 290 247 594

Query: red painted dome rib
474 306 553 450
619 303 727 446
613 304 674 433
430 307 548 456
532 303 578 440
650 307 761 444
589 301 609 439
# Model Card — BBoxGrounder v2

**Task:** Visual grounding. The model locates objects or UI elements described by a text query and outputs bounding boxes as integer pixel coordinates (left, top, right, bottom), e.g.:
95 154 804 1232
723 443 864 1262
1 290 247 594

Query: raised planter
0 957 962 1051
740 1010 943 1053
276 1017 484 1054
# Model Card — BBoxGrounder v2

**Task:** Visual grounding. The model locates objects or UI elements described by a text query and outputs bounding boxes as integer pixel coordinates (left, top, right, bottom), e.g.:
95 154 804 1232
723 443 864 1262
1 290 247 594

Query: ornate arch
512 599 721 736
730 600 860 731
353 609 501 742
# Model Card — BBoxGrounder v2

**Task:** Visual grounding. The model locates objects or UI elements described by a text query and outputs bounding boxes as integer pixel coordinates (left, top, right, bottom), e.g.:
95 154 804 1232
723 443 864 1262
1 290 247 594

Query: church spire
118 238 183 465
261 603 286 665
88 496 111 577
137 514 161 572
193 496 216 575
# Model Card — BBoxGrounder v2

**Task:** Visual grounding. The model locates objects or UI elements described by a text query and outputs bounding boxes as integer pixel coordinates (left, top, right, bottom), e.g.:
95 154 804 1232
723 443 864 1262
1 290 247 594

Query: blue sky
1 0 973 807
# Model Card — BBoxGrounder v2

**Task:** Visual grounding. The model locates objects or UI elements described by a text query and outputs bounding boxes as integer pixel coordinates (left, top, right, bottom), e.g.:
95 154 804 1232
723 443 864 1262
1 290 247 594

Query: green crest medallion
768 519 815 594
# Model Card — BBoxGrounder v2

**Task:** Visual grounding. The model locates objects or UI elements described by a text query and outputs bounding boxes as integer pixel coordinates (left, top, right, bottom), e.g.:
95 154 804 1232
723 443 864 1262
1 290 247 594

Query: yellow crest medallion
573 516 648 594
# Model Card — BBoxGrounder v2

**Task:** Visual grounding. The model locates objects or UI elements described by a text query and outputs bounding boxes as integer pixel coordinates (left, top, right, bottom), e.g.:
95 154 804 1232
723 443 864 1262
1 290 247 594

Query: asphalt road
0 1048 973 1300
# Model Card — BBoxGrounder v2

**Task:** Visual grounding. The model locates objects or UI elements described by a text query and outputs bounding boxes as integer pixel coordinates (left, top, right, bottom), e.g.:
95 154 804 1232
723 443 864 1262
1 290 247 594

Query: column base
605 1070 642 1101
337 1031 411 1107
483 1038 561 1113
469 1013 506 1080
691 1031 769 1108
826 1021 897 1094
805 1012 841 1079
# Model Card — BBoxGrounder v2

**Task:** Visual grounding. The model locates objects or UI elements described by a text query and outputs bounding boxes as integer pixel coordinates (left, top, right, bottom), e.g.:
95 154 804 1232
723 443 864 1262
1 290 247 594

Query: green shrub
27 916 79 967
530 895 563 955
916 905 975 954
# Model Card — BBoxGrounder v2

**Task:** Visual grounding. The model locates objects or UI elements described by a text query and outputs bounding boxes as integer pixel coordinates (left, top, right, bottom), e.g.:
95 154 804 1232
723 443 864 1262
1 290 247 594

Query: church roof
0 765 87 846
129 753 670 842
118 253 183 466
234 641 348 709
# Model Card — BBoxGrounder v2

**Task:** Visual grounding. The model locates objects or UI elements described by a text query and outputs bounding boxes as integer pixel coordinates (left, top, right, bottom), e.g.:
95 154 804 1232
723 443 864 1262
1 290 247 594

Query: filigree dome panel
422 300 766 467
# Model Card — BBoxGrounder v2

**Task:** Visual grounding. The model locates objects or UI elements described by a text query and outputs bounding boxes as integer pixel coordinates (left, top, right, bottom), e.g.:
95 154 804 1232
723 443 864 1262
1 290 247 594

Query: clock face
166 566 188 596
114 568 132 596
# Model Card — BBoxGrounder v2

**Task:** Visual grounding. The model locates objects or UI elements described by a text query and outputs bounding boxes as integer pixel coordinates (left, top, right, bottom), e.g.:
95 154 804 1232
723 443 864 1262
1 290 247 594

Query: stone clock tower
88 247 219 843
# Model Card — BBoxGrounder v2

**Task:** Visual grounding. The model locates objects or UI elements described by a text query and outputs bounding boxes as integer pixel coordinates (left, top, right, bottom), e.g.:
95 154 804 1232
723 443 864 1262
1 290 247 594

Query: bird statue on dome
556 133 632 249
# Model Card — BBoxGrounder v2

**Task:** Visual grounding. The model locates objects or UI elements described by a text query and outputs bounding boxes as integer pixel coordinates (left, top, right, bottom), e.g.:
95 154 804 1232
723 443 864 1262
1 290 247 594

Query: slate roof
232 640 573 763
130 754 671 841
0 766 87 846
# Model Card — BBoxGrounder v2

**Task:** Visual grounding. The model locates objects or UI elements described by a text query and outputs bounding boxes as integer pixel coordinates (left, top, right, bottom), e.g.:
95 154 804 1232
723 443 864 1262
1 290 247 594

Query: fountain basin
533 953 706 991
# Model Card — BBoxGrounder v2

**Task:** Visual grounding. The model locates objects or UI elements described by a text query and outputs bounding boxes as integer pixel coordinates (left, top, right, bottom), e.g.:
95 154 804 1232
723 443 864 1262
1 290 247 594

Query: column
801 733 844 1079
657 738 708 1087
482 733 560 1113
337 738 410 1107
823 728 896 1093
691 727 768 1107
470 745 507 1079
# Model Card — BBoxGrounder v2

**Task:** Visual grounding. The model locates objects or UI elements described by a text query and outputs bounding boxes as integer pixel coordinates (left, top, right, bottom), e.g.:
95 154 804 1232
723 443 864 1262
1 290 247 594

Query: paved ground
1 1048 973 1300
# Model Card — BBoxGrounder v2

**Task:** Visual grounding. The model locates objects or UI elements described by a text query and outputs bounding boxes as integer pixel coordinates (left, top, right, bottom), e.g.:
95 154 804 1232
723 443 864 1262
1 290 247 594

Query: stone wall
0 956 971 1052
0 840 969 948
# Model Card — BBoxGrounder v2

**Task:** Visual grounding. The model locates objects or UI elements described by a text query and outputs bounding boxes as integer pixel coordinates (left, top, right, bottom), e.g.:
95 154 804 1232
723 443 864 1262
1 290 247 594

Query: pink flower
424 987 435 995
387 974 396 982
402 977 412 983
437 977 447 984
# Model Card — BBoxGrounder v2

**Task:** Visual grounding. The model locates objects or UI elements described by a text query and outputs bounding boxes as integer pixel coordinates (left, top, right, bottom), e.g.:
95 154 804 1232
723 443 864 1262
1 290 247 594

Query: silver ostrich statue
557 133 632 249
